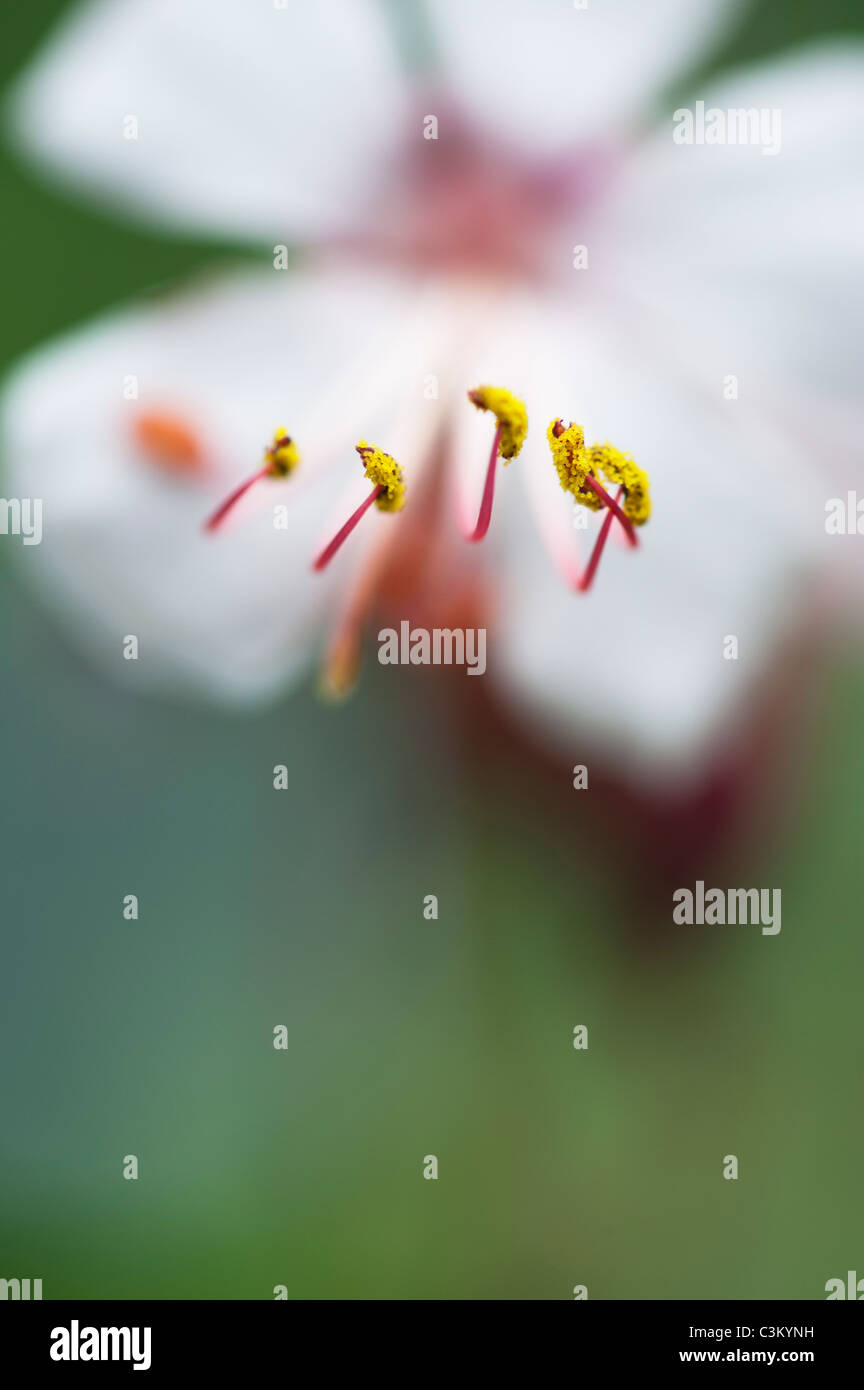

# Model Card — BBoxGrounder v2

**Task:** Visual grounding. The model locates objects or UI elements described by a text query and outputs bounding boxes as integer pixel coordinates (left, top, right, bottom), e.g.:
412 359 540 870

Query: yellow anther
585 442 651 526
356 440 406 512
264 427 300 478
468 385 528 460
547 418 588 494
547 419 651 526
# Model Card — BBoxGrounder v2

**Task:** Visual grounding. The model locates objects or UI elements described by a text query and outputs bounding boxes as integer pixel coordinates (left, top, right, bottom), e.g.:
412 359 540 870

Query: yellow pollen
585 442 651 525
547 418 588 494
468 385 528 460
356 439 406 512
264 427 300 478
547 419 651 526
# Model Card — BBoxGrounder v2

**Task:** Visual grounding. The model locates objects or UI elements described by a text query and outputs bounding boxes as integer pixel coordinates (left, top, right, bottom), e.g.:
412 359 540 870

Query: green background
1 0 862 1299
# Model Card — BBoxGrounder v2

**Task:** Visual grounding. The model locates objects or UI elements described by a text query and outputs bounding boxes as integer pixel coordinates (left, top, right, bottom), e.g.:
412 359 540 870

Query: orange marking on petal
132 411 204 475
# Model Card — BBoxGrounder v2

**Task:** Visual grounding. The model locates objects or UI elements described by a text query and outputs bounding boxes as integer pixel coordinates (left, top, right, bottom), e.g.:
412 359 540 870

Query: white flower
3 0 861 784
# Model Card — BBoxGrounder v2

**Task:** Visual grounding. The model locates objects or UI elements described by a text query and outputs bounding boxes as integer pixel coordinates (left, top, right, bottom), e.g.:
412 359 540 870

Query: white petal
469 295 828 786
591 43 864 408
423 0 741 152
1 262 438 705
7 0 407 243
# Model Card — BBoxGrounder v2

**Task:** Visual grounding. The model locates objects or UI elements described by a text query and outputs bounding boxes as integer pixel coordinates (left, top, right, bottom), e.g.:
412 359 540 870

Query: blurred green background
1 0 862 1299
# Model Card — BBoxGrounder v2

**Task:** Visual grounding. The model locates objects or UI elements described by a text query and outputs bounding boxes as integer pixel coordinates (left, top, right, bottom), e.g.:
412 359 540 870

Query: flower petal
471 294 829 785
7 0 408 243
423 0 742 152
1 261 437 704
591 44 864 410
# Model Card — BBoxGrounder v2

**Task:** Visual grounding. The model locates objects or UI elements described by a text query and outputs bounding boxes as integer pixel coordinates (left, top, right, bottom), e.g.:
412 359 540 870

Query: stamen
312 441 405 572
466 385 527 541
204 428 299 532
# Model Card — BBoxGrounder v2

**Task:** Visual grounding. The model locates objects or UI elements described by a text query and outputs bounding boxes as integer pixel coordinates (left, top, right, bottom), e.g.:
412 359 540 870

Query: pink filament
313 485 384 572
204 467 269 532
468 424 502 542
582 474 638 548
575 486 624 593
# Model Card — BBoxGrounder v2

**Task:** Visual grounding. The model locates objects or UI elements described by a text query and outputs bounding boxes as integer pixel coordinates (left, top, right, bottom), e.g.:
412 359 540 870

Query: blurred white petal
424 0 743 151
1 262 436 704
477 296 827 787
591 43 864 408
7 0 407 243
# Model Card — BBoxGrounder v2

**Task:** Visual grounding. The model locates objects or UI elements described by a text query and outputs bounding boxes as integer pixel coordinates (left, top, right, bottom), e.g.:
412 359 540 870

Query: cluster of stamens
544 417 651 588
462 392 651 589
199 383 650 593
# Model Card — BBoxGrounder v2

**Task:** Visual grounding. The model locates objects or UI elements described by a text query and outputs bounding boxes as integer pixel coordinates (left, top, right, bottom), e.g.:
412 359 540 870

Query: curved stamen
204 429 300 533
464 385 527 542
313 440 405 573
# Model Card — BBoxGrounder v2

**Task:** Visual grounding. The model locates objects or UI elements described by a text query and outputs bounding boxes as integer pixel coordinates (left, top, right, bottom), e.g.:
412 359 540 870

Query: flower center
347 102 613 282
